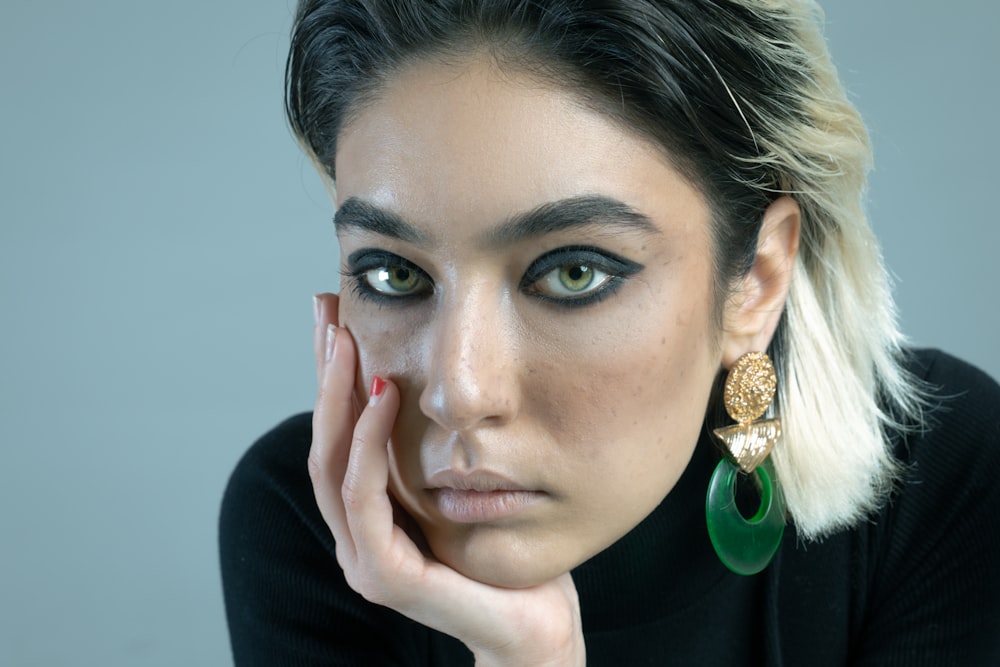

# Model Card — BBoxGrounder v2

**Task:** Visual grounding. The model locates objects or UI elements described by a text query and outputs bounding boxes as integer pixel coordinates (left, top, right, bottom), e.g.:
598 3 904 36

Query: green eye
364 265 428 295
559 265 594 292
536 263 611 297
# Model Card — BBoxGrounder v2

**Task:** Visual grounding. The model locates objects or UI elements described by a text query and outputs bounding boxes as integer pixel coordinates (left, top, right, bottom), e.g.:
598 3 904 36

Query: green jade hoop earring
707 352 786 576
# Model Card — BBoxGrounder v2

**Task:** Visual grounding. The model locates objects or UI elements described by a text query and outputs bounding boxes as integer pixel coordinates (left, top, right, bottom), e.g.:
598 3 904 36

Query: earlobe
720 195 801 368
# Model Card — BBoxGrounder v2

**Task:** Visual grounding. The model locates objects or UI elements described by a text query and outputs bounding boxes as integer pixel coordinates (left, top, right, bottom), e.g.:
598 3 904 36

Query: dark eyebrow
333 194 658 247
333 198 428 244
487 195 658 246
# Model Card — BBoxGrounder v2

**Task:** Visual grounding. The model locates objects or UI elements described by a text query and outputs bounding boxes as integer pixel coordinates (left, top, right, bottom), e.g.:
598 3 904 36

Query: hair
285 0 928 539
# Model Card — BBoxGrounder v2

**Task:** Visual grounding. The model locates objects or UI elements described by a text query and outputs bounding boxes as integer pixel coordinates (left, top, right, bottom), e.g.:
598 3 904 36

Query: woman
220 0 1000 664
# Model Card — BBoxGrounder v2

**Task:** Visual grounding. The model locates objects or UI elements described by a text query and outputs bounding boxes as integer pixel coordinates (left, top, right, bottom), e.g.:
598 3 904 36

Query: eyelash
342 250 433 306
520 245 643 308
343 246 643 309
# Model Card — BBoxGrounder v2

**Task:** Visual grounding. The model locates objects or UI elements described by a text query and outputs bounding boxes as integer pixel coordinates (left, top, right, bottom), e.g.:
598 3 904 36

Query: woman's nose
418 289 521 431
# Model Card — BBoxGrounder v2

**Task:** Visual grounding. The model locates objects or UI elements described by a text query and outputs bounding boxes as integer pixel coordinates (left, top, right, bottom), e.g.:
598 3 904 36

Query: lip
426 470 546 523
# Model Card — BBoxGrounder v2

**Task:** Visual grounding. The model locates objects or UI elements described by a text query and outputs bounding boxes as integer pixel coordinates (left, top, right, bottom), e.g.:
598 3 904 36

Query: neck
571 428 728 631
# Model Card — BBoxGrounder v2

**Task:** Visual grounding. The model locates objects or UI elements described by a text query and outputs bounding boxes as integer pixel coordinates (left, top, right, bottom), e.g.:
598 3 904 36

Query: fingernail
313 295 320 327
369 376 387 406
325 323 338 362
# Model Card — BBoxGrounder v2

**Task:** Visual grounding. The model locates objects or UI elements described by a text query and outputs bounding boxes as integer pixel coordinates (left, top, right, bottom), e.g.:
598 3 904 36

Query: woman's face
334 57 724 588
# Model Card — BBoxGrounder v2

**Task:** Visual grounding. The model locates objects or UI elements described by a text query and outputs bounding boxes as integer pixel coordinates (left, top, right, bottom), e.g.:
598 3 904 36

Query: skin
309 55 799 664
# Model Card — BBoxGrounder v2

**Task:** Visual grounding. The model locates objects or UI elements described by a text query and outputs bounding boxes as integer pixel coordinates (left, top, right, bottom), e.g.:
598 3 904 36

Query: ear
720 195 801 369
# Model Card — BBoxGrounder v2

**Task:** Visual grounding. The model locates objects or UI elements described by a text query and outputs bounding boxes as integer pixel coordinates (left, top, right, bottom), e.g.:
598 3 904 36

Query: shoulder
219 413 327 558
219 413 471 665
853 349 1000 662
225 412 314 483
905 347 1000 420
879 348 1000 572
218 414 337 625
221 413 316 513
895 348 1000 487
219 414 356 663
881 348 1000 569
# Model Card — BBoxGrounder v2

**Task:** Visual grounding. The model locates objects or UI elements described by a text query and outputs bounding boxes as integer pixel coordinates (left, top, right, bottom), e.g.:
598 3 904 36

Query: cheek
339 297 425 391
548 339 713 448
529 296 718 500
339 297 433 489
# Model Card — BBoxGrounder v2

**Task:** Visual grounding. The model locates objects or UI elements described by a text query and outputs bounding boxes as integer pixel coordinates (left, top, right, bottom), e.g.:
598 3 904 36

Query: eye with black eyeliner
343 248 434 304
520 245 644 307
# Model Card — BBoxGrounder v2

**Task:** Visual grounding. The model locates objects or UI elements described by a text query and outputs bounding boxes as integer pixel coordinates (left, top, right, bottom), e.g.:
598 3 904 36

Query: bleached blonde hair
706 0 927 537
286 0 928 538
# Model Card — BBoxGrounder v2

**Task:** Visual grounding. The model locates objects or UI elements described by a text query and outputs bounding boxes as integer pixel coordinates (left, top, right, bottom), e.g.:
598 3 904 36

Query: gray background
1 1 996 665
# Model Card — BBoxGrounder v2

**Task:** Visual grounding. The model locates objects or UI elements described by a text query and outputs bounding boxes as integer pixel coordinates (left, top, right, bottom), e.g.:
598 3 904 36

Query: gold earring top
723 352 776 424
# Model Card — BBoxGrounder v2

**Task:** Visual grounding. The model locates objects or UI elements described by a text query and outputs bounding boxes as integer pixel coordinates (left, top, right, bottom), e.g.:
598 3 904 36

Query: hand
309 293 586 666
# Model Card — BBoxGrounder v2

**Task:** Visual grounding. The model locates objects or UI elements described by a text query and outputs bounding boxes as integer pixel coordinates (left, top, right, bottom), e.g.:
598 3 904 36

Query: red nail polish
370 376 387 398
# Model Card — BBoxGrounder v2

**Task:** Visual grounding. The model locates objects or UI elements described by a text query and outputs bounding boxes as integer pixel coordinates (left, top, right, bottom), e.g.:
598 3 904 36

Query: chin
451 558 551 589
427 526 578 589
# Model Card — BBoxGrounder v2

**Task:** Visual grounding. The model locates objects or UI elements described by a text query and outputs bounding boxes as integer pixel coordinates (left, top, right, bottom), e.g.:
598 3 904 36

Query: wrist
472 635 585 667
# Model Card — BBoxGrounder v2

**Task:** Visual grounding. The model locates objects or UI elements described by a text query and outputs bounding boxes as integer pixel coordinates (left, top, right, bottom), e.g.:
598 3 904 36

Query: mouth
430 488 546 523
425 470 546 523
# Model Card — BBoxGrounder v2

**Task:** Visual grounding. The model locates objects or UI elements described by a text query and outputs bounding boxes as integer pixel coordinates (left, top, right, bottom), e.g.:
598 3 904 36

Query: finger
340 378 428 604
312 292 340 386
341 376 401 559
309 322 359 563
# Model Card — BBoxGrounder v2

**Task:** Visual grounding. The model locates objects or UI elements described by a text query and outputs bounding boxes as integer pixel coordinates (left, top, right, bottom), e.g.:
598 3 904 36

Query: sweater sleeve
852 350 1000 666
218 413 469 666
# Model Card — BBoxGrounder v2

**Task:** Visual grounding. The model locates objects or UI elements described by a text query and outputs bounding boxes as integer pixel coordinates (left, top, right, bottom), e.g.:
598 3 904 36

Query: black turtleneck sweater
220 349 1000 665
